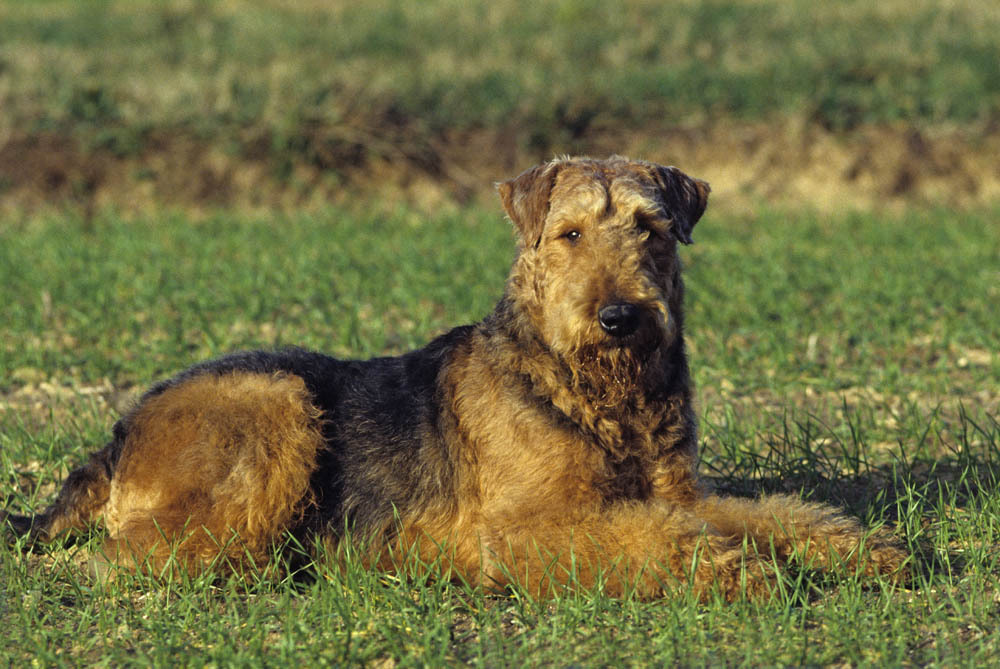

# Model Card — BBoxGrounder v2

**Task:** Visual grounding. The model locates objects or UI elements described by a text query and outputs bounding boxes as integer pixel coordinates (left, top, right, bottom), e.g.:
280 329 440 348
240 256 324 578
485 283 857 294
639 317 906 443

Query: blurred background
0 0 998 216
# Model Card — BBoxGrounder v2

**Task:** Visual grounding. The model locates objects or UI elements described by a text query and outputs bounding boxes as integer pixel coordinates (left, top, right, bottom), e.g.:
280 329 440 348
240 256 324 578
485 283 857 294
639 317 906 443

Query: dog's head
499 157 708 252
498 156 708 398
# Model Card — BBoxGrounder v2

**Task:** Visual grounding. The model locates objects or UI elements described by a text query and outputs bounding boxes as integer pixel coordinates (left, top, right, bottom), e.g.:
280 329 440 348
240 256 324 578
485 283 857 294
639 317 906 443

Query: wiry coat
4 157 907 599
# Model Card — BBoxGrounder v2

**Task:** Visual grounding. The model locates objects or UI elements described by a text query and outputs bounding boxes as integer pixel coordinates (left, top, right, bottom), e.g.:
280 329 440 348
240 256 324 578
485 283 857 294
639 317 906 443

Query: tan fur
101 372 323 571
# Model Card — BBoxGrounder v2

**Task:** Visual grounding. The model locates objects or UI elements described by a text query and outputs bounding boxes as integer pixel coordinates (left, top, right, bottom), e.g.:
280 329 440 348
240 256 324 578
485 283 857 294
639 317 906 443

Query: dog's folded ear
653 166 710 245
498 162 560 248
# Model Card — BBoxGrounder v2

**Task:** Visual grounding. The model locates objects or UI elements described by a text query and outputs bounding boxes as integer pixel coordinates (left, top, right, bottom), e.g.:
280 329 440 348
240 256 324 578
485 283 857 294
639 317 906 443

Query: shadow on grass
702 408 1000 584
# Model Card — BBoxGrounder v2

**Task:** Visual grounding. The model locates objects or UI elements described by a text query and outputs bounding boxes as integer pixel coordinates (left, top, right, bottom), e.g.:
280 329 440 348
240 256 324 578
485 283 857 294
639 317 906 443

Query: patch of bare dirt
1 121 999 217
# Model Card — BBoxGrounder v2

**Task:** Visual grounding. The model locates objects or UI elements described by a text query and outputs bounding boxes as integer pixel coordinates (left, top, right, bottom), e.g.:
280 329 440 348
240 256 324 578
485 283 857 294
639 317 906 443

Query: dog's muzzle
598 302 641 338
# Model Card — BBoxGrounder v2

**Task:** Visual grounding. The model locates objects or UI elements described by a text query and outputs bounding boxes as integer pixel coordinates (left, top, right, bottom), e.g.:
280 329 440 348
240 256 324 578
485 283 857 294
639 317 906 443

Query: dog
3 156 908 599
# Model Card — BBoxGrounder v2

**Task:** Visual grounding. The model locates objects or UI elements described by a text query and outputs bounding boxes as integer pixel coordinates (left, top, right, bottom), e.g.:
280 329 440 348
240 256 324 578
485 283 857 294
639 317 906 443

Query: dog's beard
562 337 677 464
567 345 646 409
565 322 667 411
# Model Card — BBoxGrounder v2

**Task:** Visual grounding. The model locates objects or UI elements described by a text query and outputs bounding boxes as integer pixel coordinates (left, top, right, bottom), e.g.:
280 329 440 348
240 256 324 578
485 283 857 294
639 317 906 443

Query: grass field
2 205 998 665
2 0 999 665
2 0 1000 213
3 0 997 138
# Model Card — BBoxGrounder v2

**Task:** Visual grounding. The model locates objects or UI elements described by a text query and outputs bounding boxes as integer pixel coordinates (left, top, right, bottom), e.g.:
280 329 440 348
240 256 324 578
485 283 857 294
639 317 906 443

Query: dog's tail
4 435 122 544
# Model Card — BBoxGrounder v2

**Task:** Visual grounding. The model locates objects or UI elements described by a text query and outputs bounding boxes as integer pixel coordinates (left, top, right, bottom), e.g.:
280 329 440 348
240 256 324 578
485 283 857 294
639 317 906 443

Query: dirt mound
2 121 998 216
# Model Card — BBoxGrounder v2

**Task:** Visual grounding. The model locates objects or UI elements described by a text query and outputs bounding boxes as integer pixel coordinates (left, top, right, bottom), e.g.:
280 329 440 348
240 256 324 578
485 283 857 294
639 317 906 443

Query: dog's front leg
475 502 777 601
693 494 909 583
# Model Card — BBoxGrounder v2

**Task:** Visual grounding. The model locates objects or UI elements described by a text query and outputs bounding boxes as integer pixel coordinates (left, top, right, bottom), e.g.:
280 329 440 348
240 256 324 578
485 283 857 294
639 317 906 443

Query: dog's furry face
498 156 709 404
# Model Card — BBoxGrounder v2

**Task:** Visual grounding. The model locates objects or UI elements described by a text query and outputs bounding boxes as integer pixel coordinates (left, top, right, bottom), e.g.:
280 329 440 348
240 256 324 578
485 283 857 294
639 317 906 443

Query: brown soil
2 120 999 217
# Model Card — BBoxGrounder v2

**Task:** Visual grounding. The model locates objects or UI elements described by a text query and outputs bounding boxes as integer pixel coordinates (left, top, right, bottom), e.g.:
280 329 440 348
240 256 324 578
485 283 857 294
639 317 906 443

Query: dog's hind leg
97 371 325 573
4 441 118 542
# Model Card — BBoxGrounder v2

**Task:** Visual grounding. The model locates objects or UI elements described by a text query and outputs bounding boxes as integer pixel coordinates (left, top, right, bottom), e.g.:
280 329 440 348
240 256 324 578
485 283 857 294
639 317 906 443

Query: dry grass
1 0 999 214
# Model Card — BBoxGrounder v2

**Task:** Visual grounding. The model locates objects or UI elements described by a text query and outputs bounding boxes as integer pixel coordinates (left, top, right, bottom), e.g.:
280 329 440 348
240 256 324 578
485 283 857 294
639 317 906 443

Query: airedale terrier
3 157 908 600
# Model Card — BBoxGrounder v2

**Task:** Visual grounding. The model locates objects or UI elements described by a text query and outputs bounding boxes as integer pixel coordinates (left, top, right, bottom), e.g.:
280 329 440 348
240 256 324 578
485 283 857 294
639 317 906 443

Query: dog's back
4 329 472 571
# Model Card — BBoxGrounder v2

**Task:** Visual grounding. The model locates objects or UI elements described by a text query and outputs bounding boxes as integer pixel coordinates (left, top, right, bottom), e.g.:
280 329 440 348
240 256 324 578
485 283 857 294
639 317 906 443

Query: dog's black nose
598 302 641 337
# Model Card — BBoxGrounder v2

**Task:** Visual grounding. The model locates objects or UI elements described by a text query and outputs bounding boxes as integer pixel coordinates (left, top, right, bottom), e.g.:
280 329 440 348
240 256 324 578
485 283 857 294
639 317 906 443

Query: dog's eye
561 230 582 244
636 217 664 242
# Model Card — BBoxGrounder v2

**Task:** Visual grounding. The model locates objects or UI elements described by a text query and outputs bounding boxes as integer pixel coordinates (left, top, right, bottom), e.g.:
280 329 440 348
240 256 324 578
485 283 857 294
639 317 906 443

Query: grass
2 204 999 665
1 0 998 160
